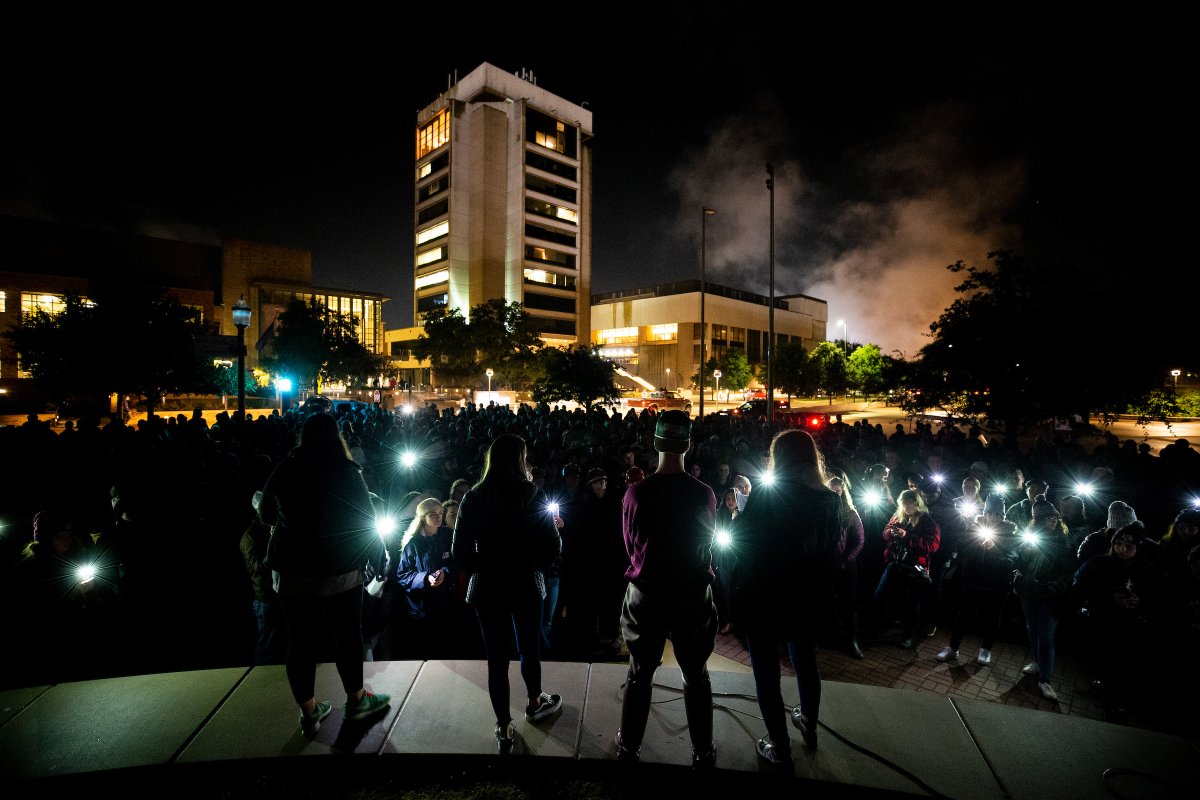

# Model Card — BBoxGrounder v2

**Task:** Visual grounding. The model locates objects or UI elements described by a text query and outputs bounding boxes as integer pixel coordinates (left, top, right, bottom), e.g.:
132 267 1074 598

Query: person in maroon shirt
614 410 718 770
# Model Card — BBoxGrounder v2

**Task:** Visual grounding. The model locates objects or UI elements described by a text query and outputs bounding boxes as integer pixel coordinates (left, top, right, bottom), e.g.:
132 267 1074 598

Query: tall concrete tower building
413 63 592 346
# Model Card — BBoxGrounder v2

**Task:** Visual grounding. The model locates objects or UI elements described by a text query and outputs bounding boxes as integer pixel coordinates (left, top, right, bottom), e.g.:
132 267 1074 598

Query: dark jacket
258 451 381 579
957 518 1018 591
396 526 459 619
728 478 842 635
1012 529 1075 608
451 481 561 607
834 507 865 568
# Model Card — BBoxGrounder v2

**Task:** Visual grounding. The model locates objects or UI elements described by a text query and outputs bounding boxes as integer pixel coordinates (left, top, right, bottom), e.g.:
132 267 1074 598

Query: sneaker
898 638 915 650
614 729 640 762
691 743 717 770
977 648 993 665
1039 682 1058 701
299 701 331 736
756 735 793 768
496 721 515 754
525 692 563 722
344 690 391 722
1022 662 1040 677
936 647 959 662
790 707 818 751
923 624 937 638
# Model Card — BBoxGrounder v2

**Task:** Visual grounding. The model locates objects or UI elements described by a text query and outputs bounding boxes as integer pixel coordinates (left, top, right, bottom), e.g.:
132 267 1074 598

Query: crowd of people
3 399 1199 745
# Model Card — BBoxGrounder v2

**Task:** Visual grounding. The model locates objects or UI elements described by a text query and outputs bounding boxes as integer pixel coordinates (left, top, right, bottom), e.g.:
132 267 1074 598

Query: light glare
715 529 732 548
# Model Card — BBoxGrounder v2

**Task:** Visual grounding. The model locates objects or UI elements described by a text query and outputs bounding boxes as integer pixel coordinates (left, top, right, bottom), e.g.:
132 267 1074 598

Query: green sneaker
300 701 331 736
344 690 391 722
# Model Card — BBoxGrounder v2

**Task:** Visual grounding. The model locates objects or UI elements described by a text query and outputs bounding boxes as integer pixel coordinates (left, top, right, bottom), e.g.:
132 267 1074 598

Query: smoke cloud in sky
668 99 1024 358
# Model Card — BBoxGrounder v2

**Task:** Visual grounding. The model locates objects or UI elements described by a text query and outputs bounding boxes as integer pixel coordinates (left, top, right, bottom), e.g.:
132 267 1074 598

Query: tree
691 351 752 395
6 284 210 417
532 345 620 410
847 344 886 398
907 250 1161 440
808 341 849 399
773 340 815 399
412 300 545 391
261 299 382 393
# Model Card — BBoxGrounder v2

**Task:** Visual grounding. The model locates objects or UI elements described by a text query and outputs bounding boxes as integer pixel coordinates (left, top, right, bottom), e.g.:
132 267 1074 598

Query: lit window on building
523 269 576 290
416 247 446 267
415 270 450 290
416 108 450 160
525 197 578 225
646 323 678 342
525 245 576 269
0 290 6 312
21 292 93 316
418 162 432 180
596 327 638 345
417 221 450 245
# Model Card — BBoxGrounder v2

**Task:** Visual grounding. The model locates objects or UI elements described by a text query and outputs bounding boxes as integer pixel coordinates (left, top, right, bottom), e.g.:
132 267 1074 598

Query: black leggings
280 587 364 706
476 593 544 725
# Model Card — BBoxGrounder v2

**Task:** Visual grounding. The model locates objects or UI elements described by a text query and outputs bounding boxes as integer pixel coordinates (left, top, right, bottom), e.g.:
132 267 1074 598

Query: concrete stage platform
2 660 1196 799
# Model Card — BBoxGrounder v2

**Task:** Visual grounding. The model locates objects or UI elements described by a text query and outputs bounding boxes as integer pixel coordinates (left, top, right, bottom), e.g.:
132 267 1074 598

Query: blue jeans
252 598 287 665
540 576 560 658
1021 596 1058 683
874 562 929 639
475 589 544 725
747 626 820 745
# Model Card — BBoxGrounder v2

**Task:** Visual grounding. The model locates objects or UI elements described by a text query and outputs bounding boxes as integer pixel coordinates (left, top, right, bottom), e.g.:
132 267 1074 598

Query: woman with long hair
396 497 467 659
258 412 390 735
451 433 563 752
730 429 842 768
828 470 865 659
1012 498 1076 702
871 488 941 650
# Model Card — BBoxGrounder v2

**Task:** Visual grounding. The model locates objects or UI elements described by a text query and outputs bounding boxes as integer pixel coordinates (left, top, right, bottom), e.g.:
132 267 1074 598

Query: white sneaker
936 647 958 662
1039 682 1058 701
977 648 993 665
1022 662 1040 676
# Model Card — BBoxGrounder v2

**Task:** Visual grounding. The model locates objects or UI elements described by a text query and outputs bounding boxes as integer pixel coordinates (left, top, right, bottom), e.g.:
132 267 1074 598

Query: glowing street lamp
275 377 292 414
232 296 252 421
485 368 494 399
837 319 848 356
665 368 671 392
1171 369 1181 387
713 369 723 403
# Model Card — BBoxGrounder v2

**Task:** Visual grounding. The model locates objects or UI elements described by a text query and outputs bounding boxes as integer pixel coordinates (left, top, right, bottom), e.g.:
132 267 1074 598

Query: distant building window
0 290 5 312
523 291 575 314
416 292 448 315
525 197 577 225
416 108 450 160
416 247 446 267
525 222 575 248
646 323 677 343
418 174 449 203
526 107 577 158
417 221 450 245
596 327 638 346
523 269 576 290
526 174 576 203
21 292 92 316
526 150 577 181
417 151 449 181
415 269 450 290
417 198 449 224
532 316 576 336
525 245 575 269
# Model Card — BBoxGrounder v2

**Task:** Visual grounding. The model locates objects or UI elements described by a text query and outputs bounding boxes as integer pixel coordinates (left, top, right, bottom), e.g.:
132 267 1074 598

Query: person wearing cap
559 466 625 660
937 494 1017 666
729 430 842 767
1011 497 1075 702
1072 522 1164 723
1077 501 1139 565
614 410 719 770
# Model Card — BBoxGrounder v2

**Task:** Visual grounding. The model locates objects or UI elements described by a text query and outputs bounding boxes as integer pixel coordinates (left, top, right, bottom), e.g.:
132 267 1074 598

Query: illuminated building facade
414 63 592 346
591 280 828 391
0 216 385 383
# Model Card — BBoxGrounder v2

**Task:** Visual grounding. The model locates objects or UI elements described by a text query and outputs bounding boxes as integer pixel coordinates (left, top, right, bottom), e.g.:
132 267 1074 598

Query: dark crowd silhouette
2 401 1198 739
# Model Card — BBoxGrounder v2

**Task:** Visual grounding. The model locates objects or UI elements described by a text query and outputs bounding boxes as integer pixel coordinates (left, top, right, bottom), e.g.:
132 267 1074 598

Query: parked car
297 394 333 416
624 389 692 413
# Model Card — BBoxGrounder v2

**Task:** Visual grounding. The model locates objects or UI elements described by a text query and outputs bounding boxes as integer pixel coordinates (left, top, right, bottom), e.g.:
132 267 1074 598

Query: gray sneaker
756 735 793 768
525 692 562 722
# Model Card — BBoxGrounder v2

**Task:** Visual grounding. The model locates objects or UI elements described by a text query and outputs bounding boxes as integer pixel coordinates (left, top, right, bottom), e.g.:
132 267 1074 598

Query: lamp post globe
232 296 252 421
713 369 723 404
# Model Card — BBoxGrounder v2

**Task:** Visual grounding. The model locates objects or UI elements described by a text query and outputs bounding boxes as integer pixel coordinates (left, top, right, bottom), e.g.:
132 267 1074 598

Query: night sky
2 9 1186 361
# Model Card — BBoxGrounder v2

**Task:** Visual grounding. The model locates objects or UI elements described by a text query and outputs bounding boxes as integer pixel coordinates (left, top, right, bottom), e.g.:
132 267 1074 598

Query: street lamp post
766 164 775 427
275 377 292 415
665 368 671 392
232 296 252 421
1172 369 1181 388
714 369 723 404
485 368 494 402
700 207 717 418
838 319 848 356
